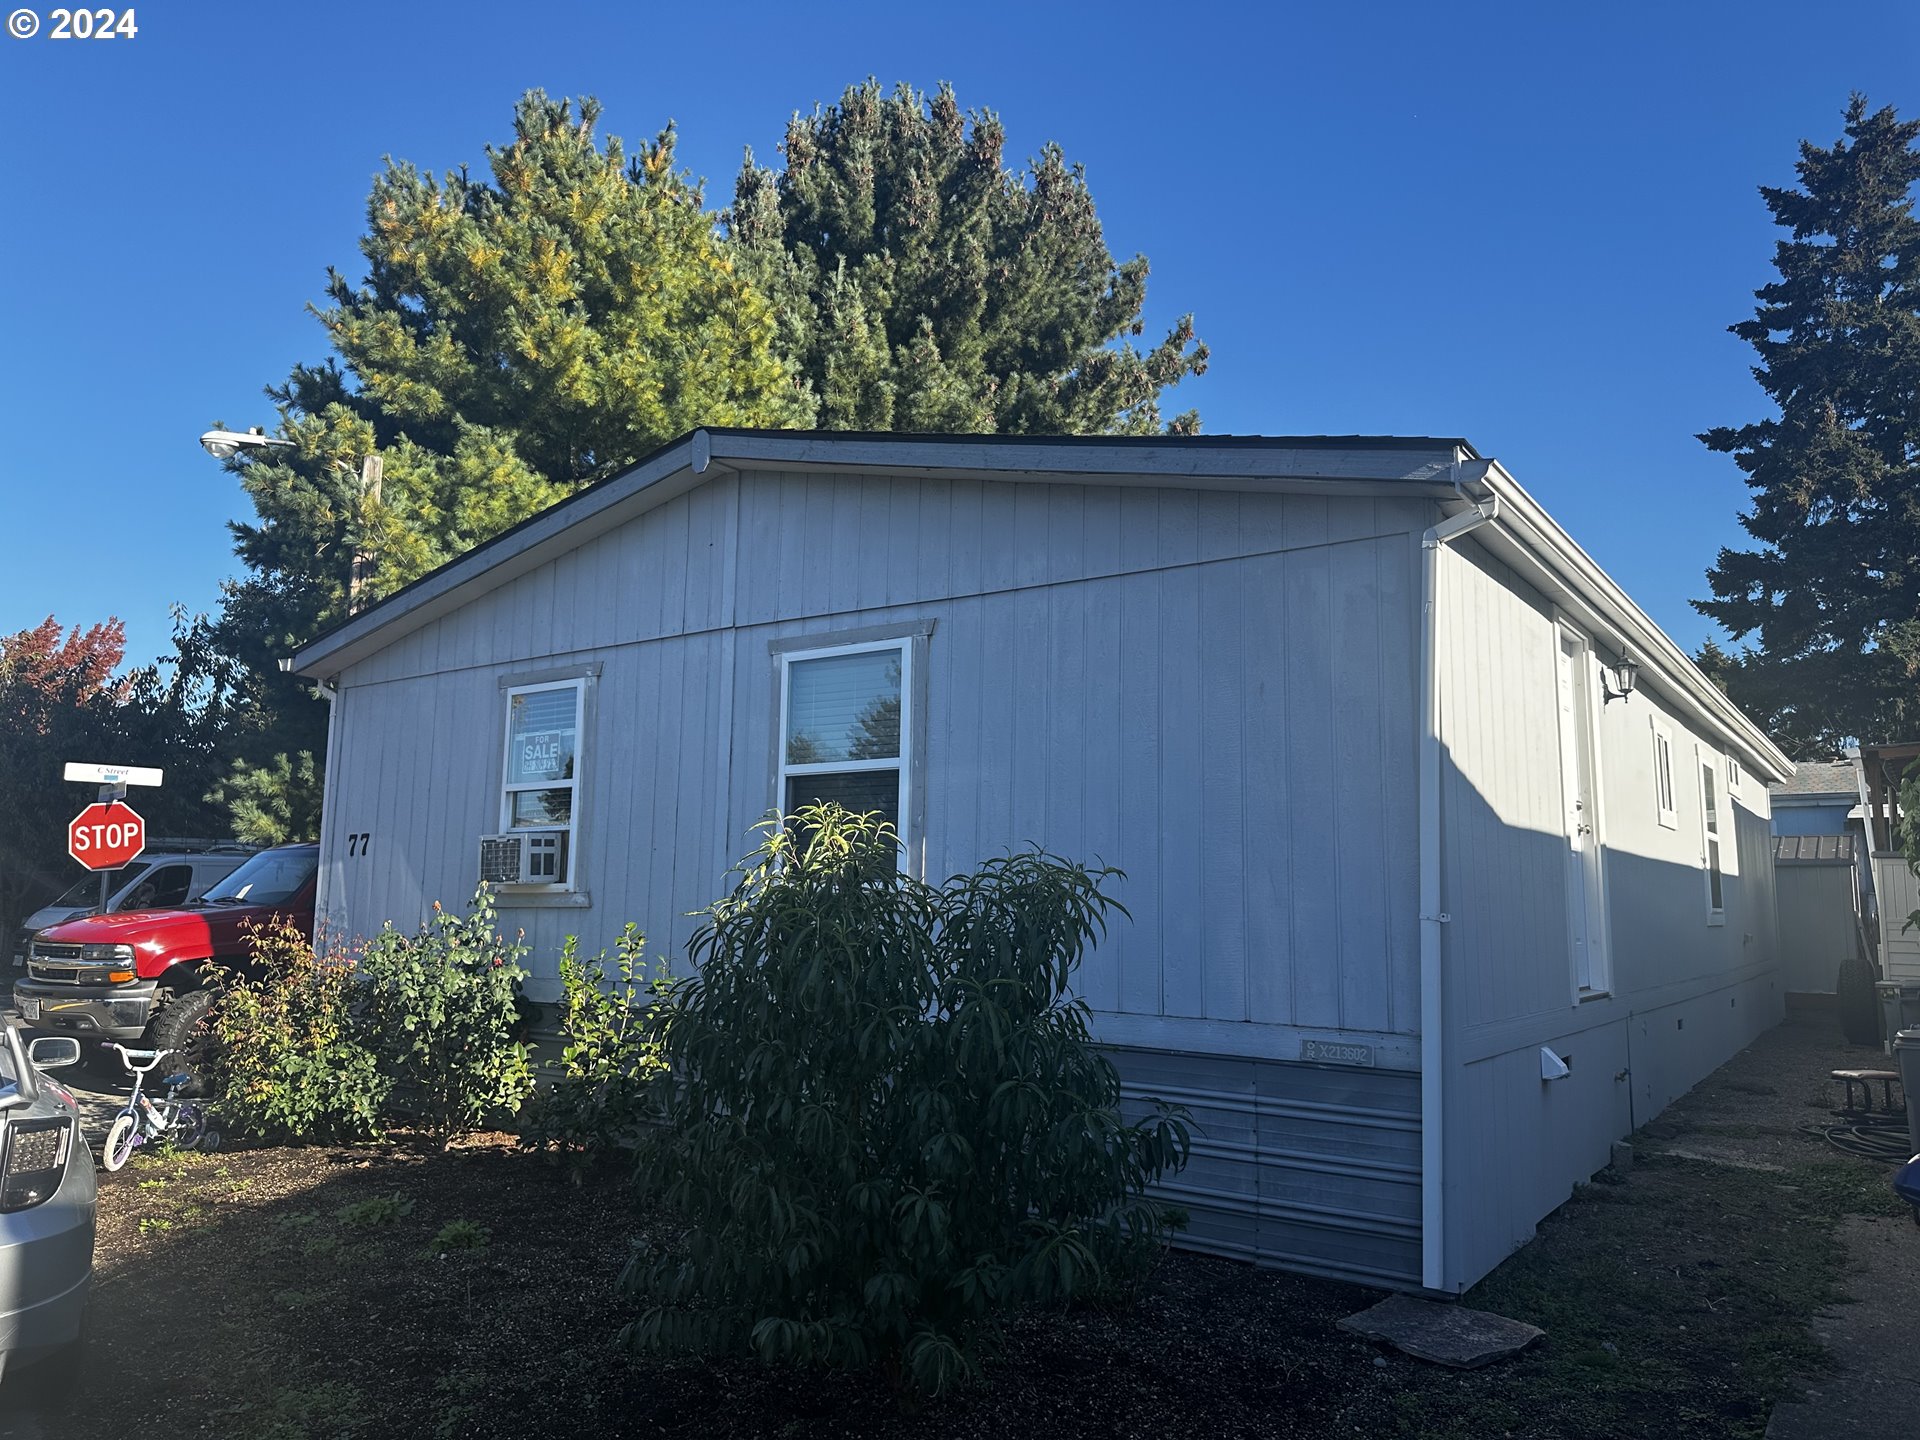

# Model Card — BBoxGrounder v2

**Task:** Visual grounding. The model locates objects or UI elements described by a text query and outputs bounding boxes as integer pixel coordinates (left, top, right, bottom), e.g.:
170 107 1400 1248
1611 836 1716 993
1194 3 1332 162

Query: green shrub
520 924 669 1173
358 887 536 1148
211 920 389 1144
427 1218 491 1255
337 1193 415 1227
621 805 1191 1395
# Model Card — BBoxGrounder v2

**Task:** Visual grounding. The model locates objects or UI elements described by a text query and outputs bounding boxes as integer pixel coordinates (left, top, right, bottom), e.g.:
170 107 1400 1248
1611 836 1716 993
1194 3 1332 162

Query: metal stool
1831 1068 1904 1113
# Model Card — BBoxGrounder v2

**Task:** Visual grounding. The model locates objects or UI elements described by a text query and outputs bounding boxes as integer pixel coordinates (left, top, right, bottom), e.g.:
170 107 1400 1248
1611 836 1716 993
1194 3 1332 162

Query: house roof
1773 833 1857 866
1770 760 1859 801
286 427 1793 780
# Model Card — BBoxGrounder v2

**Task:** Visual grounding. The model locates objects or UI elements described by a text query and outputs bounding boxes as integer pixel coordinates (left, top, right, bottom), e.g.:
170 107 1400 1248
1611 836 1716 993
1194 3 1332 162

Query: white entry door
1556 626 1608 994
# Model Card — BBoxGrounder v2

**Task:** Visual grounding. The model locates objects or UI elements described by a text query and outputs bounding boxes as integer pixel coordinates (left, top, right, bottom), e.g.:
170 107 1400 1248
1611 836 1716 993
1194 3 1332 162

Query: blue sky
1 1 1914 668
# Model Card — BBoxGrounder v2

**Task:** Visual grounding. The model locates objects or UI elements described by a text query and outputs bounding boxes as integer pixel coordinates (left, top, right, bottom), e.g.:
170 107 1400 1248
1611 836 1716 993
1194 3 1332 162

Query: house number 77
346 832 372 857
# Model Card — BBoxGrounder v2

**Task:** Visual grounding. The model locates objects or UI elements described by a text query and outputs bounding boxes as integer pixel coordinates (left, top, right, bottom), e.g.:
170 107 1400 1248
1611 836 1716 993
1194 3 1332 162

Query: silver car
12 844 255 969
0 1020 93 1382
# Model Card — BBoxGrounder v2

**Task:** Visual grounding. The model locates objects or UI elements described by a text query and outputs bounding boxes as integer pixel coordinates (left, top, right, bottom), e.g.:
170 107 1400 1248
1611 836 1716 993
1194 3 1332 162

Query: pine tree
1698 97 1920 753
207 93 814 829
233 91 812 618
729 80 1207 436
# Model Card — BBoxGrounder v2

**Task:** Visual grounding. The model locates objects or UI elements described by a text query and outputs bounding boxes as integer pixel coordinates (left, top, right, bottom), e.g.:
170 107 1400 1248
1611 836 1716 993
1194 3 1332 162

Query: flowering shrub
211 920 389 1144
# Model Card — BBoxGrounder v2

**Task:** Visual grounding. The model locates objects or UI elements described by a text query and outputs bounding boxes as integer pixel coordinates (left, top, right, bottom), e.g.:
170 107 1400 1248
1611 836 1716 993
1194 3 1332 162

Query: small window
1652 719 1677 829
1700 757 1725 925
500 679 584 886
778 640 910 865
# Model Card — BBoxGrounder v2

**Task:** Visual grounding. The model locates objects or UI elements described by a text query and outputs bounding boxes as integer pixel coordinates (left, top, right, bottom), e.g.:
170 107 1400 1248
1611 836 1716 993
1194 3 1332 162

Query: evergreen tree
207 92 813 827
729 80 1207 436
234 90 812 617
1698 97 1920 753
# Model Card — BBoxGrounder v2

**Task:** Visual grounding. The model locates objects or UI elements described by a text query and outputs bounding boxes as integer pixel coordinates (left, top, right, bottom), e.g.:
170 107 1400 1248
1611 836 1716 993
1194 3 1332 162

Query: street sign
68 802 147 870
63 762 163 787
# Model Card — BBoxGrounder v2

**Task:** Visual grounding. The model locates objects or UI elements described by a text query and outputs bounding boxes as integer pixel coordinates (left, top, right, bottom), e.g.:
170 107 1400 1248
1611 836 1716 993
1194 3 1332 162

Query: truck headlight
1 1116 73 1212
79 943 134 962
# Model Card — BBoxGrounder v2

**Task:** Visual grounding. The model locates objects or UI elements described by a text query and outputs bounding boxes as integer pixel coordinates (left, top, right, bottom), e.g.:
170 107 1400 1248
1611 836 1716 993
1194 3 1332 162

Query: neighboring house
1768 759 1873 995
290 430 1791 1295
1769 760 1865 840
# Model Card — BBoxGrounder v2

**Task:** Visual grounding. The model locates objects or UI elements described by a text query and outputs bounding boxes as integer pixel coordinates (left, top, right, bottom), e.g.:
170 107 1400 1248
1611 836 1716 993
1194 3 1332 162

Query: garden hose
1800 1114 1915 1165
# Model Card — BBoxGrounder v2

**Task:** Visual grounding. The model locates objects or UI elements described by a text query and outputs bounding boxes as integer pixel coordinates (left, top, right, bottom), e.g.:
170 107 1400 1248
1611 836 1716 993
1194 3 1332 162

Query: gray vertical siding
318 468 1433 1290
327 474 1427 1056
1433 540 1783 1292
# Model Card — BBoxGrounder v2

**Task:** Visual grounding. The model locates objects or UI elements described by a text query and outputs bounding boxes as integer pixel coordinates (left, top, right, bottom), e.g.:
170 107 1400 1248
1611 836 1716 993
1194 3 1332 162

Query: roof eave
1459 461 1794 783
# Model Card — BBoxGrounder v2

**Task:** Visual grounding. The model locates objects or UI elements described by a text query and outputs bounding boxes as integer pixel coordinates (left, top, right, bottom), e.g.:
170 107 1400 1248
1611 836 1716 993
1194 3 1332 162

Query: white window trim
1651 717 1677 830
1698 748 1726 927
498 676 586 892
776 636 914 875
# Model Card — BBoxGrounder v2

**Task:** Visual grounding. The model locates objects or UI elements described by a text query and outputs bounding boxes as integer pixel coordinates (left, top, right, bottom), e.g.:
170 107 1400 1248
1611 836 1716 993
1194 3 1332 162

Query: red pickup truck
13 843 318 1068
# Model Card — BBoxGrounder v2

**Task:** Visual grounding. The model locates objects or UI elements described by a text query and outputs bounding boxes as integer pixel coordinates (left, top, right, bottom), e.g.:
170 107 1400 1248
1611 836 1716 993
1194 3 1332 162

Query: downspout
293 662 342 937
1419 468 1499 1293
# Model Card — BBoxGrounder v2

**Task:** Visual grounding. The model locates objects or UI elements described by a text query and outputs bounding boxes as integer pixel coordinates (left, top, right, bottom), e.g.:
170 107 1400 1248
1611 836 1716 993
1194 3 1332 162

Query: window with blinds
778 641 909 863
500 679 583 884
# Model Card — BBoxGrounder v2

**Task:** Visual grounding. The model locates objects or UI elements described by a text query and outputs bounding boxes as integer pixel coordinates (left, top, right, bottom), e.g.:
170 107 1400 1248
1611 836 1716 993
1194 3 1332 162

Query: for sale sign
68 801 146 870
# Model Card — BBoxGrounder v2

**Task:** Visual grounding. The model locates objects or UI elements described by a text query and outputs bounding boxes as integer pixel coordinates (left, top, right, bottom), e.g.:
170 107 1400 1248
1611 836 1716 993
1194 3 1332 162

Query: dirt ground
0 1011 1911 1440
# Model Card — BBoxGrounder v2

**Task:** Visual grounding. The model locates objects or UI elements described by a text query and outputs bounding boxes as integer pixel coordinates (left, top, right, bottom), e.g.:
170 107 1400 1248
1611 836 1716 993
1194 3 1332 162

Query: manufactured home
290 430 1791 1294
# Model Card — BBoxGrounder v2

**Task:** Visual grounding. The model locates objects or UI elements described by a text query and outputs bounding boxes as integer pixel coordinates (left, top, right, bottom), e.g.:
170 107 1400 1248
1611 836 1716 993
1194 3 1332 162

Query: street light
197 424 384 614
199 427 294 460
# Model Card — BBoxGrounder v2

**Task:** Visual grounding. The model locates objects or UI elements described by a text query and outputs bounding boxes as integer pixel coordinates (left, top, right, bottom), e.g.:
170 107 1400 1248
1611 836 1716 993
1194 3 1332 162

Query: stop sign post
62 761 163 915
69 802 147 871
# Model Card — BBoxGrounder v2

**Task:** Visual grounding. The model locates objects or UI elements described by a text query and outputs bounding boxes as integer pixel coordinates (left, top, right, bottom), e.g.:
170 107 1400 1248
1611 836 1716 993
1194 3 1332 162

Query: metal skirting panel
1111 1046 1422 1288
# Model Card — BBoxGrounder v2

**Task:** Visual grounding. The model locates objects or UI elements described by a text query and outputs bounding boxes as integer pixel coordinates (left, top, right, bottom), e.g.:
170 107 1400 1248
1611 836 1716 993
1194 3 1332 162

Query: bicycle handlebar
108 1043 176 1073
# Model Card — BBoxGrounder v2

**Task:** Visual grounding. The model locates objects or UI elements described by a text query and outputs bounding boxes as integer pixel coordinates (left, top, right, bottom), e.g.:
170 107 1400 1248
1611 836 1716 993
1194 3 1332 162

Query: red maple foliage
0 615 128 732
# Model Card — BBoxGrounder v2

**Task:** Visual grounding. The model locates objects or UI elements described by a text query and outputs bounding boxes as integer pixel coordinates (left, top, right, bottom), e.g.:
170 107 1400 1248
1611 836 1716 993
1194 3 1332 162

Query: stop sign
68 801 146 870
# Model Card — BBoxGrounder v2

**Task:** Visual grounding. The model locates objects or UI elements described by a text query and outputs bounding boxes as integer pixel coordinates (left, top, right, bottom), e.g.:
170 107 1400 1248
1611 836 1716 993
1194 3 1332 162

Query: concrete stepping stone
1338 1294 1544 1368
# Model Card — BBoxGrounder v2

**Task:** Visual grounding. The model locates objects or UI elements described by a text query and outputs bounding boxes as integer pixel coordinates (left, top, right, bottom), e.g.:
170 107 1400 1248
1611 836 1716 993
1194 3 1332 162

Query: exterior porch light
1600 653 1640 704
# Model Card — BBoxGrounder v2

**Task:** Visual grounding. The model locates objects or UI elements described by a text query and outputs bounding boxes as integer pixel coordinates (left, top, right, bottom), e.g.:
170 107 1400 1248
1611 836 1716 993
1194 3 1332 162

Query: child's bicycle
101 1043 222 1171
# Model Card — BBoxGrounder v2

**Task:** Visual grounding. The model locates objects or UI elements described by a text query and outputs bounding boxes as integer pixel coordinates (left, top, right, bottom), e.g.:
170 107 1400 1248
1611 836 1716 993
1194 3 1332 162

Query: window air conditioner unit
478 829 568 886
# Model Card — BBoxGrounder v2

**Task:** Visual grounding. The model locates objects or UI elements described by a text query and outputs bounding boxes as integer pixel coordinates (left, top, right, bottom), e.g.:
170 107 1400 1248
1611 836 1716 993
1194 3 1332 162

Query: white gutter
1419 460 1500 1294
310 676 342 936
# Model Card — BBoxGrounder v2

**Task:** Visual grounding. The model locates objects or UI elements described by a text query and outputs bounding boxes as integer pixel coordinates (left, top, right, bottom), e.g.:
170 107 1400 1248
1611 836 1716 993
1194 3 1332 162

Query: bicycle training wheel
170 1106 207 1152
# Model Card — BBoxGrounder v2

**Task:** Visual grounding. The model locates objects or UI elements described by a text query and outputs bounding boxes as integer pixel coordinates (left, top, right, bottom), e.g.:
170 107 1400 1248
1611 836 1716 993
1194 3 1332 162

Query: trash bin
1897 1028 1920 1158
1878 982 1920 1054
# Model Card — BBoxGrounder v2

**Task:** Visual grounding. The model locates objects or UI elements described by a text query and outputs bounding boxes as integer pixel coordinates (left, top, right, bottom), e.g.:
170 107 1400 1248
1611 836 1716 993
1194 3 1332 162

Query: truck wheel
149 988 218 1095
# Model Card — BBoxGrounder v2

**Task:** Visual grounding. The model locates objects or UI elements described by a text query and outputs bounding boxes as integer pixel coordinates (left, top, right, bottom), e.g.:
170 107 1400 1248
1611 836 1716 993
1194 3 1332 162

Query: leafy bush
621 805 1190 1394
520 924 669 1172
337 1193 415 1227
428 1219 492 1255
358 887 537 1148
211 920 389 1144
